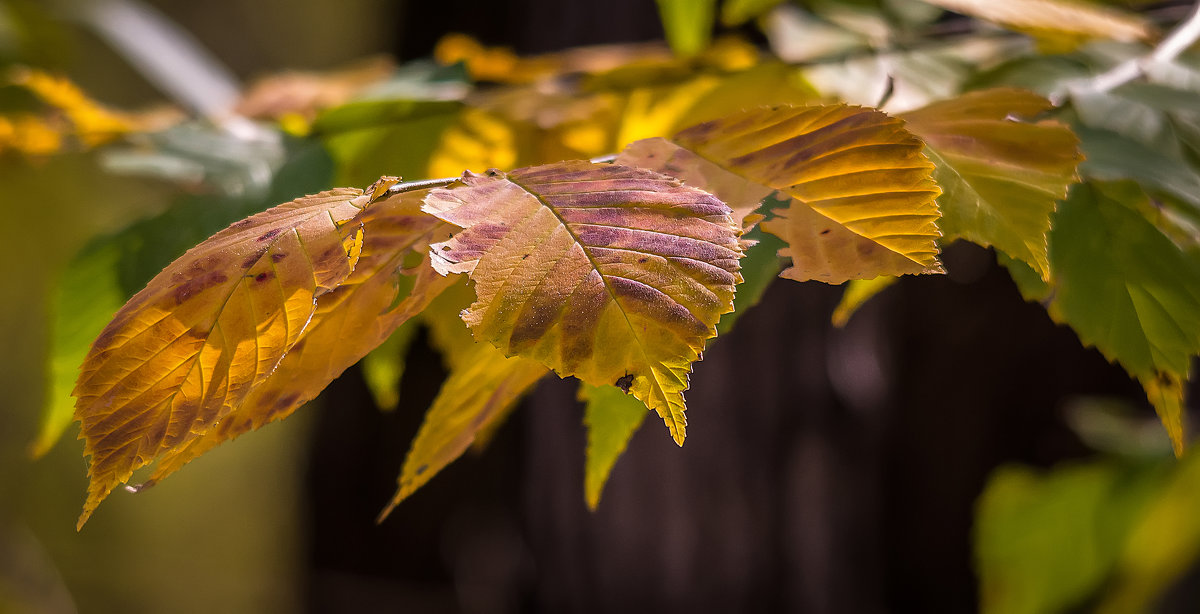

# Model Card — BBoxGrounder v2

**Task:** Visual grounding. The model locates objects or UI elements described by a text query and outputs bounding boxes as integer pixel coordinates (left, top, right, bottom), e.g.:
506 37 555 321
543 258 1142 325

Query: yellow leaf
623 105 943 284
422 162 744 444
72 178 399 528
134 187 458 493
379 340 547 518
9 67 138 147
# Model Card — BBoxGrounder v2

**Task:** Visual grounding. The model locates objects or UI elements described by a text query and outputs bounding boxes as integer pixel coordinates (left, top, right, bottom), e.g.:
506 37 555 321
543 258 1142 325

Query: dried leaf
422 162 743 444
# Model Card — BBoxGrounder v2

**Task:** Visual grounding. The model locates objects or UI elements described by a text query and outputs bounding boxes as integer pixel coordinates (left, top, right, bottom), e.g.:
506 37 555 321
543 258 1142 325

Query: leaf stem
1050 0 1200 105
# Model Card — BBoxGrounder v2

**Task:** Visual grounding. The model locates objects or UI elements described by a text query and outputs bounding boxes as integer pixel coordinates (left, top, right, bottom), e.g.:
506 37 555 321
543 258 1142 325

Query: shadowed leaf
901 88 1082 279
134 187 457 493
422 161 743 444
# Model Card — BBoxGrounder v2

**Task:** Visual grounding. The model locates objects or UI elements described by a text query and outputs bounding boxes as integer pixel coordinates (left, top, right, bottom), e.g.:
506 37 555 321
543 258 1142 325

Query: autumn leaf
901 88 1082 280
581 383 649 510
422 161 743 444
622 105 943 284
73 178 398 527
135 186 457 493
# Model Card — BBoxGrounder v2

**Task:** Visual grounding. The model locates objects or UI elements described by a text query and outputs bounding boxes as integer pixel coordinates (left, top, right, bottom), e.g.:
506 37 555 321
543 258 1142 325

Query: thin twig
1050 0 1200 105
385 176 459 195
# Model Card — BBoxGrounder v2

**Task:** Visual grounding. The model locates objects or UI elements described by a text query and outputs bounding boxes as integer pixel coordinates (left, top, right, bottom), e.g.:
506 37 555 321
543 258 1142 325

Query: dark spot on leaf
242 249 267 268
271 252 287 263
820 228 831 235
638 257 648 263
615 373 634 393
522 253 530 260
172 271 228 305
415 464 428 476
257 228 283 242
254 272 273 283
231 218 254 229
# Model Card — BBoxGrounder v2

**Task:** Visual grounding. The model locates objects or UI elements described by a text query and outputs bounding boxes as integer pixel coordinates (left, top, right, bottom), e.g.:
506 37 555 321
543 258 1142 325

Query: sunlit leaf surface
422 161 743 444
902 88 1082 279
668 105 943 283
137 187 456 492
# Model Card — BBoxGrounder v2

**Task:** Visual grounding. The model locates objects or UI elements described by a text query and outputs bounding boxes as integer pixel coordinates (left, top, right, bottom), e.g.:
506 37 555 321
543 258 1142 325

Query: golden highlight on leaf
901 88 1082 280
422 162 743 444
135 187 457 493
669 105 943 283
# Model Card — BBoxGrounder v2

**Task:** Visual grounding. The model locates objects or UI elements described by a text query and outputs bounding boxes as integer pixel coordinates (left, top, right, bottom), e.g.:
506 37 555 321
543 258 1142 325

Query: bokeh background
3 0 1200 612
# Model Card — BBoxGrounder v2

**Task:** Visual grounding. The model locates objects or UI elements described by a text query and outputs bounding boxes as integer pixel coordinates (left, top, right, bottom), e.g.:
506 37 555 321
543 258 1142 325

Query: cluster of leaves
24 0 1200 535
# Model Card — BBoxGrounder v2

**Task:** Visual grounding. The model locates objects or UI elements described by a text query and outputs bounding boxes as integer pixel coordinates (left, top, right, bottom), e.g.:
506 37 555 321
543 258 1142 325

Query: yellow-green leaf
831 276 898 327
901 88 1083 279
379 340 547 518
656 0 717 57
667 104 943 283
422 162 743 444
135 187 457 493
581 383 649 510
72 184 375 527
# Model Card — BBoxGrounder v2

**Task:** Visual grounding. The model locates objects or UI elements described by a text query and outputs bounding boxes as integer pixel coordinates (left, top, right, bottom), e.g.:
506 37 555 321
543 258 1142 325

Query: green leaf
720 0 785 26
32 241 123 457
581 383 650 510
1033 182 1200 453
901 88 1083 279
656 0 717 57
975 460 1165 614
360 318 419 411
716 224 785 335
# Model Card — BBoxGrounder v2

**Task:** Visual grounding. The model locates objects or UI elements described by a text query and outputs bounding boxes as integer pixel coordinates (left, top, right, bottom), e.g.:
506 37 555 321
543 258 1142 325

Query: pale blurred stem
1051 0 1200 105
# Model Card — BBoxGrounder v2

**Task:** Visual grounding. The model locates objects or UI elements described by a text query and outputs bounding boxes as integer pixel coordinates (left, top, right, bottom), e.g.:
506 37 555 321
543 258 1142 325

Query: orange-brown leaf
422 162 743 444
73 180 389 528
135 187 457 492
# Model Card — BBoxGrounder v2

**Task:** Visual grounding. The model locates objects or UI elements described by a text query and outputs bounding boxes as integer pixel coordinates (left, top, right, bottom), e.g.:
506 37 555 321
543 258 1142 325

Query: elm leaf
901 88 1083 280
136 187 457 493
422 161 743 445
623 105 944 284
